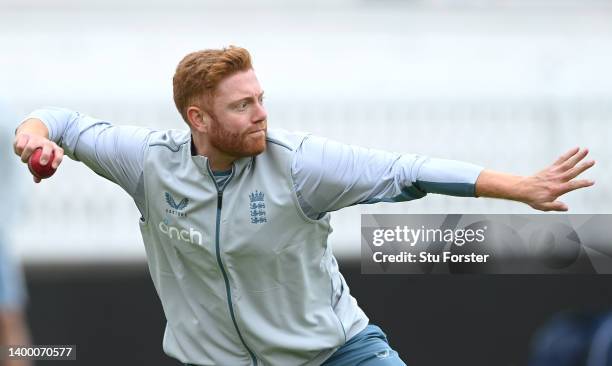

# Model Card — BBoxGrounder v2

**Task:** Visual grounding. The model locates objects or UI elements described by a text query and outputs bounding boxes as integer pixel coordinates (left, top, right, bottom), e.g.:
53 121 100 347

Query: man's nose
252 102 267 123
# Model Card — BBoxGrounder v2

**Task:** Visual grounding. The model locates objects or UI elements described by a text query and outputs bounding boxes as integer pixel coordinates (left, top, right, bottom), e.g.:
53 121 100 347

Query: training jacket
26 107 483 365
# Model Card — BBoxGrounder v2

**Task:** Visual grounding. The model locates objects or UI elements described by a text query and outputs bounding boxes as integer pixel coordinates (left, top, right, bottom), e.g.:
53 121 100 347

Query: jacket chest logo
165 192 189 217
249 190 267 224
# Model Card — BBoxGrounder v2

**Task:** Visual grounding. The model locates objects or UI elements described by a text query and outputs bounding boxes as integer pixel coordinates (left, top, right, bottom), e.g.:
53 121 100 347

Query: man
0 244 31 366
13 46 595 366
1 104 32 366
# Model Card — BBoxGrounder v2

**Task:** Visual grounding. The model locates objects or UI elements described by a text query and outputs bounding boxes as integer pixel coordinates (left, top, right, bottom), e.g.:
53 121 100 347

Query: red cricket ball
28 148 57 179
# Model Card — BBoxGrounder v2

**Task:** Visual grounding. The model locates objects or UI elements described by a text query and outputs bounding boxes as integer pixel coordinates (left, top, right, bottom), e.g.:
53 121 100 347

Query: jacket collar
189 135 254 178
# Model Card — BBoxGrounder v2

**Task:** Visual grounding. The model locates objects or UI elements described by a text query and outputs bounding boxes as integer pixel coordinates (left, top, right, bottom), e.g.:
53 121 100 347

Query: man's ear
186 106 212 133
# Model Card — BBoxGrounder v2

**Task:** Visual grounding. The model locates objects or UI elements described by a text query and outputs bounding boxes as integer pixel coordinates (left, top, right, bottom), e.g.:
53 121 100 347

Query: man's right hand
13 120 64 183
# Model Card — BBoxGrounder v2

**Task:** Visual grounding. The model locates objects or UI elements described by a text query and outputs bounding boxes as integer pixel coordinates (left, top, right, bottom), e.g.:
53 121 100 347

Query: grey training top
27 107 484 219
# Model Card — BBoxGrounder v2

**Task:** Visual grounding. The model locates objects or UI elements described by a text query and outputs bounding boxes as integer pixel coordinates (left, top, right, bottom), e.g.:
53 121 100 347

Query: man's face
207 69 267 158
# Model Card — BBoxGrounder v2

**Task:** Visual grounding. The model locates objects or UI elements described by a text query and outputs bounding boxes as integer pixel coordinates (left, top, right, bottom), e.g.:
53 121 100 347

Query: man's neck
191 133 235 172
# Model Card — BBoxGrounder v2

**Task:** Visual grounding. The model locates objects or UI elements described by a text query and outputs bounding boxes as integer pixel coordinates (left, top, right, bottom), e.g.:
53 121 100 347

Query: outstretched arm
292 137 595 219
292 135 484 219
13 107 153 213
475 147 595 211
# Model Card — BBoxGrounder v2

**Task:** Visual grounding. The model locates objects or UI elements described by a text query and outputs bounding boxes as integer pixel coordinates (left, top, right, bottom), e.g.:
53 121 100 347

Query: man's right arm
14 107 153 212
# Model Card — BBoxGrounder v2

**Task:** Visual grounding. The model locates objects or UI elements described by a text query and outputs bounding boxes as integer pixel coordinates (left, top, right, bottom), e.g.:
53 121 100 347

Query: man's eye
237 101 248 110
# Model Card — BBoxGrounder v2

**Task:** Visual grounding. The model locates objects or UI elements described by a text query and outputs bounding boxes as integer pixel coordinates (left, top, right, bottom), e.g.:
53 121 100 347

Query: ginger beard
208 114 267 158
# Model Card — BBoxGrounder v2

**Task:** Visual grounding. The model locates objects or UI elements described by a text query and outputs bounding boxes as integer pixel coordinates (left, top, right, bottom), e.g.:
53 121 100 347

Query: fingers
51 146 64 169
36 142 64 169
556 148 589 172
538 201 569 212
14 133 64 179
558 179 596 196
552 147 580 166
13 134 30 156
561 160 596 181
20 141 37 163
15 133 62 166
39 144 53 166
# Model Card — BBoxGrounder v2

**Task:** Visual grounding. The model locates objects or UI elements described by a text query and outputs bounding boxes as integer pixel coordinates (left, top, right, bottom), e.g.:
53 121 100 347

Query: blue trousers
184 324 406 366
322 324 407 366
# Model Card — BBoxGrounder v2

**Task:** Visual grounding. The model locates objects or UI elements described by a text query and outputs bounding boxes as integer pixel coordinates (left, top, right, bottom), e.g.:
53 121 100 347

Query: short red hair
173 46 253 123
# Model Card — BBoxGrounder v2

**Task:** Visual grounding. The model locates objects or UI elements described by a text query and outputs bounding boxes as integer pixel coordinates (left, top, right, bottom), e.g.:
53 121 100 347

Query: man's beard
208 117 267 158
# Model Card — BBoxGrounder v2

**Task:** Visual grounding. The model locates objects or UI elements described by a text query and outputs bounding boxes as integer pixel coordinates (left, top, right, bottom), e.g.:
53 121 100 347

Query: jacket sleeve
291 134 484 219
23 107 153 212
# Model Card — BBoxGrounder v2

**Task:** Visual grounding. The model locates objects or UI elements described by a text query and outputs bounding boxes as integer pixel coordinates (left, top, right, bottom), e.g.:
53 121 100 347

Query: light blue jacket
28 107 483 365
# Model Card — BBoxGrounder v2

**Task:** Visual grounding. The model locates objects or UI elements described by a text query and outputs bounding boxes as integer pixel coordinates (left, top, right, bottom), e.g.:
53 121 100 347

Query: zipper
208 164 258 366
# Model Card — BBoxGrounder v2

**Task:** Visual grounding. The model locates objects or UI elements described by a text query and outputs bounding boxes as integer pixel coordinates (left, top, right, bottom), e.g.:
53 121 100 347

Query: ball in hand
28 148 57 179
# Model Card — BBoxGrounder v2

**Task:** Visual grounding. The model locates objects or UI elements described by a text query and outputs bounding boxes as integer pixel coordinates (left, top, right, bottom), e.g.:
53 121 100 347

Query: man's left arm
292 135 484 219
292 136 595 219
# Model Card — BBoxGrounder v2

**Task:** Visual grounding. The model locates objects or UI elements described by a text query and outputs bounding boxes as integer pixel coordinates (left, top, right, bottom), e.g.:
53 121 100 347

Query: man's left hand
475 147 596 211
519 147 595 211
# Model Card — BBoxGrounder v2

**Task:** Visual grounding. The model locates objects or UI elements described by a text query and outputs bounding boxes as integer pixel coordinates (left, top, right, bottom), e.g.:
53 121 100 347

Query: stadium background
2 0 611 365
